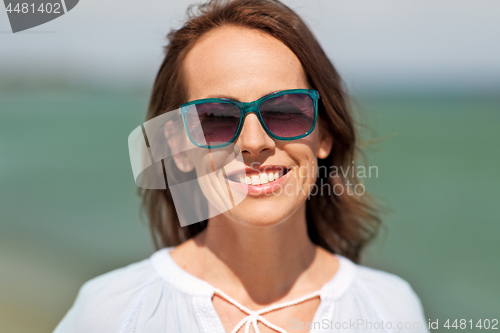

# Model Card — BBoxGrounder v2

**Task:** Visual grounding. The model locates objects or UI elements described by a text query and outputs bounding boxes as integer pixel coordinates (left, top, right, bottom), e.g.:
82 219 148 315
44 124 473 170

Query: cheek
298 152 318 181
282 144 319 181
290 129 320 173
187 150 215 177
188 150 234 217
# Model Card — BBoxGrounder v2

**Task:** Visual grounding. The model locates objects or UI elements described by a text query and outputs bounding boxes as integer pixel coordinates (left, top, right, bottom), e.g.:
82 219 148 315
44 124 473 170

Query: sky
1 0 499 95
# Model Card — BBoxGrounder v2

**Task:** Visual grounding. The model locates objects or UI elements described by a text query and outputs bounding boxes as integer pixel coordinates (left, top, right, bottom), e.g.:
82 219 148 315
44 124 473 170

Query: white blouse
53 247 429 333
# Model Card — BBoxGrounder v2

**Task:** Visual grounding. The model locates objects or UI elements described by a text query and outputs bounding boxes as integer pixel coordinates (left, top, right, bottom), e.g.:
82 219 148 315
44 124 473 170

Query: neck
195 202 317 303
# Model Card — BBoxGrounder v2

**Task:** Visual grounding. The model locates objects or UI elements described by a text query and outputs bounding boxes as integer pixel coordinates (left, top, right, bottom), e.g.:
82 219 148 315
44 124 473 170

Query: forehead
182 25 308 101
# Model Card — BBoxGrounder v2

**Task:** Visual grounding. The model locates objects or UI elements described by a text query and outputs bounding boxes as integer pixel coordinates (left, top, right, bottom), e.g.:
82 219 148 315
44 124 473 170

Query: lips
224 165 292 197
225 166 290 185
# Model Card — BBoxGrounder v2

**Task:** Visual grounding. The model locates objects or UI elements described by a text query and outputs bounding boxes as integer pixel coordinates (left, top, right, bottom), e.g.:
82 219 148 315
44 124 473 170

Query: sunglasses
180 89 319 149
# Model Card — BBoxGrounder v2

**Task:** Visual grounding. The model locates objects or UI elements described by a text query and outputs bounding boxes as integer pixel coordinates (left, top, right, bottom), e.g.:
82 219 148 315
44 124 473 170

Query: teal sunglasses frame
180 89 319 149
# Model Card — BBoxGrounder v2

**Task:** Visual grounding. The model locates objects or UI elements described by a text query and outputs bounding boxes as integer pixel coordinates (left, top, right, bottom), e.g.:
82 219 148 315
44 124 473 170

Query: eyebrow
205 94 237 99
204 91 278 101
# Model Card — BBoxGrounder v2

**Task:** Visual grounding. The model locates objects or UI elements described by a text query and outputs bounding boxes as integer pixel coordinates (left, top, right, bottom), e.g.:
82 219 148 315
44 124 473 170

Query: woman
54 0 428 332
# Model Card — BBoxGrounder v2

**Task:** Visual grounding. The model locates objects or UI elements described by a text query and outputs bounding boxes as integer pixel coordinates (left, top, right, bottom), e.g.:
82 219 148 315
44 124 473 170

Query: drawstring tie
213 288 321 333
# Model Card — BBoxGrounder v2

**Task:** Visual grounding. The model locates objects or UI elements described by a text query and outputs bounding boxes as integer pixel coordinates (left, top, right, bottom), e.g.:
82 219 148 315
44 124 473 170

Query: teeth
268 173 274 182
251 175 260 185
260 173 268 184
233 170 287 185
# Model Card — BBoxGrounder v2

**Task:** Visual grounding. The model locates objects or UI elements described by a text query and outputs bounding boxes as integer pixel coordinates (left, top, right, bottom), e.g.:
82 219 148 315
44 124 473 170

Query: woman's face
180 25 332 227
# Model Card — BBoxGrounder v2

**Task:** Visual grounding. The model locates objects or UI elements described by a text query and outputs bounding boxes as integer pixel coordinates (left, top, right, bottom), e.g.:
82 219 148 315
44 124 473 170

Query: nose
235 112 275 158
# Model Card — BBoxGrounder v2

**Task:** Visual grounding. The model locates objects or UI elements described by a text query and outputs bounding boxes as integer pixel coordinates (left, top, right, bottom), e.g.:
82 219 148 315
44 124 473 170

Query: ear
317 127 333 159
172 151 195 173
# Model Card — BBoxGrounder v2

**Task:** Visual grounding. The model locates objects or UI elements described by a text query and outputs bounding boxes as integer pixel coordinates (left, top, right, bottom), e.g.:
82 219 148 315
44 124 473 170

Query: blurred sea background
1 1 499 332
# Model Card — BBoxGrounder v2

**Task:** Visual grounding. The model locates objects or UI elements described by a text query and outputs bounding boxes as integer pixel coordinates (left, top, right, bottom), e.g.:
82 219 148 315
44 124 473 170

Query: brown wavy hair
139 0 381 263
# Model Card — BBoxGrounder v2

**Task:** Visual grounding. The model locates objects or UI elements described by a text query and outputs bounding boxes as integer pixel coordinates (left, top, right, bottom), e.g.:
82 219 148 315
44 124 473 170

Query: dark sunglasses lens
260 93 315 138
186 102 241 146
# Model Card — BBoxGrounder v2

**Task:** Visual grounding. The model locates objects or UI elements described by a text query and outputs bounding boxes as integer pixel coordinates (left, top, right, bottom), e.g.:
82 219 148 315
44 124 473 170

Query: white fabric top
53 247 429 333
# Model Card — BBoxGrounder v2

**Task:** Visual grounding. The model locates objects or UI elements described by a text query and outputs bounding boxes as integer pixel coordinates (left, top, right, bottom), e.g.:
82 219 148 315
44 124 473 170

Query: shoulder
354 263 416 299
350 262 428 328
80 256 161 293
53 255 165 333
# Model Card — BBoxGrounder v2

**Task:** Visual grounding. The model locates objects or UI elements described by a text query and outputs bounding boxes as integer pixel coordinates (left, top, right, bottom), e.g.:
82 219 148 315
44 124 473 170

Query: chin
224 200 302 228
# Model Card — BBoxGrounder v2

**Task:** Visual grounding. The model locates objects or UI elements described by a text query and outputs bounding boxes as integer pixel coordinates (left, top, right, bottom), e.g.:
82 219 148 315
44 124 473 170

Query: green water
0 91 499 332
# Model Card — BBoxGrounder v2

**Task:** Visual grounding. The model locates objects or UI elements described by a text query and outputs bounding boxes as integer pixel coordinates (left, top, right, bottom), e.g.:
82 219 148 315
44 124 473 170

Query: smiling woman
53 1 429 333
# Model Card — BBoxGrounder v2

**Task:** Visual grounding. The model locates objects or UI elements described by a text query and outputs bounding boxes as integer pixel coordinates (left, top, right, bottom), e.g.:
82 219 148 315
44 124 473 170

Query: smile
223 166 292 196
227 168 290 186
